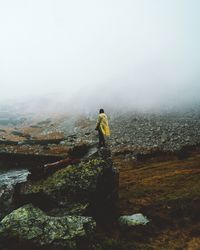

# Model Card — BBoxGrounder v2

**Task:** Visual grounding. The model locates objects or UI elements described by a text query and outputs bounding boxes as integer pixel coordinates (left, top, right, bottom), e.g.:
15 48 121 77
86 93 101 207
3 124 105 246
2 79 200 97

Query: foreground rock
15 149 119 220
0 147 118 249
0 204 96 250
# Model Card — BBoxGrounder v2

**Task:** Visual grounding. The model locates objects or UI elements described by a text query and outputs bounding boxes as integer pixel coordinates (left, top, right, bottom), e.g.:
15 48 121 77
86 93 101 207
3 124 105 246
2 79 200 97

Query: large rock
16 159 105 208
0 204 96 250
15 153 119 220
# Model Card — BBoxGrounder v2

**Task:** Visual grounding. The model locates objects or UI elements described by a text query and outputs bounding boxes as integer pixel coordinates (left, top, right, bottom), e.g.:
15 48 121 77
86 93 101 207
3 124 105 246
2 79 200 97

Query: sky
0 0 200 112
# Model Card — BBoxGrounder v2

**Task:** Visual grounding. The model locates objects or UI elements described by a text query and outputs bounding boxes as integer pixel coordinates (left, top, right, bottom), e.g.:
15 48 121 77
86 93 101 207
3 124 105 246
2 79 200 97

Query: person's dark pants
98 129 105 147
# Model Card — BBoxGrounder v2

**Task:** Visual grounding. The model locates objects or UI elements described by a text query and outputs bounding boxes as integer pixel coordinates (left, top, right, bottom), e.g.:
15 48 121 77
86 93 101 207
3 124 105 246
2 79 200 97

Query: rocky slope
109 111 200 152
1 109 200 158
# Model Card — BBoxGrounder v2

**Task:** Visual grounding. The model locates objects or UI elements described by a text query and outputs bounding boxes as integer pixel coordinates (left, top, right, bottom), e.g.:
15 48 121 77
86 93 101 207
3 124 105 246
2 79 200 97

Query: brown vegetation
110 148 200 249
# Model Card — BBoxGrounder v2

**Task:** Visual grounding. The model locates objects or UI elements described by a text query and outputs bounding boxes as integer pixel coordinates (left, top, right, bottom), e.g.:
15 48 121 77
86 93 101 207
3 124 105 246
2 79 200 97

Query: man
95 108 110 148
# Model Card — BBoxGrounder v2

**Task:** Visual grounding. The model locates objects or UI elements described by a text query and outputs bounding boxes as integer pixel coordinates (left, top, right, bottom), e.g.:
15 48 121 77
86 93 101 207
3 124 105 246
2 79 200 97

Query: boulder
15 153 119 220
0 204 96 249
16 159 105 208
118 213 150 227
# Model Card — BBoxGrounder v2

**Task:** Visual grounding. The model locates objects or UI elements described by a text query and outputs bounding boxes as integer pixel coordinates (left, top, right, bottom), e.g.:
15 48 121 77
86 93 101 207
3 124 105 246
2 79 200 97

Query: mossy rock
30 159 103 194
16 157 119 220
17 159 105 212
0 204 96 249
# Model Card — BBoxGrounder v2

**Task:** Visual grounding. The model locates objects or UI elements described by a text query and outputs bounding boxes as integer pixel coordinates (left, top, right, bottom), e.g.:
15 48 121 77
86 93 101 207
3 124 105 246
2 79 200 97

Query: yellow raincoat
96 113 110 136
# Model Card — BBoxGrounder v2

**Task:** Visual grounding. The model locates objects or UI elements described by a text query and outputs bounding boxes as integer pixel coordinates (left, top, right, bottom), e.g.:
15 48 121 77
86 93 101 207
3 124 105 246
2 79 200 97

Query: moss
0 204 96 248
27 159 105 200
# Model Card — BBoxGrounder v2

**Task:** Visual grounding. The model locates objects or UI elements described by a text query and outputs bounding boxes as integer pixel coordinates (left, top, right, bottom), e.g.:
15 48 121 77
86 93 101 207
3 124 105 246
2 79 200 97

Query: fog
0 0 200 113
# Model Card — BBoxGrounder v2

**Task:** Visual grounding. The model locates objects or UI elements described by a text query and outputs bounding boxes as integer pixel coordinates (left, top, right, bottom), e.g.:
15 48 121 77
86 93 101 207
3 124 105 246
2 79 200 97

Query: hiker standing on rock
95 109 110 148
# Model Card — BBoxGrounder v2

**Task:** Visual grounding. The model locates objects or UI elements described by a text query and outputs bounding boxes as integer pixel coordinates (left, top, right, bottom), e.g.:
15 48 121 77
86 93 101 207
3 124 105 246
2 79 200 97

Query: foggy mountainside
0 1 200 250
0 103 200 249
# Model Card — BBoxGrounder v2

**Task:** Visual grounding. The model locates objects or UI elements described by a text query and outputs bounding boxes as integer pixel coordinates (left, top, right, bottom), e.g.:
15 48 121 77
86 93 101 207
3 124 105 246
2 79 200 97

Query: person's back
95 109 110 147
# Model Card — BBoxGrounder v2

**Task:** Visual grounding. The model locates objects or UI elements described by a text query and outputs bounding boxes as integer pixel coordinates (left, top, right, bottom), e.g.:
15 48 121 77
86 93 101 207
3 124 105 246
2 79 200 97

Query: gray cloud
0 0 200 112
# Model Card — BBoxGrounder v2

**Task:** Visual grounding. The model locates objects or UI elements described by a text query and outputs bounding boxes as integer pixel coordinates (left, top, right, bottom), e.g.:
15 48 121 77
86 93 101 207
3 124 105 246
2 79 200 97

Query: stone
17 159 105 206
0 204 96 249
15 157 119 220
118 213 150 227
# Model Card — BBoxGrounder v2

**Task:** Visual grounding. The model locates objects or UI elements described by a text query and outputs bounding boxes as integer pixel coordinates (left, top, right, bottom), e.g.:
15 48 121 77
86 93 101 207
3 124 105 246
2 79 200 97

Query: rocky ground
0 108 200 249
109 110 200 152
1 109 200 156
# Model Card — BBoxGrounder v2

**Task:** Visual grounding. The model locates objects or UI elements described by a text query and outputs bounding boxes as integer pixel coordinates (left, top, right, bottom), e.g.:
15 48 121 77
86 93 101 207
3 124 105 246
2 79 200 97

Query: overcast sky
0 0 200 111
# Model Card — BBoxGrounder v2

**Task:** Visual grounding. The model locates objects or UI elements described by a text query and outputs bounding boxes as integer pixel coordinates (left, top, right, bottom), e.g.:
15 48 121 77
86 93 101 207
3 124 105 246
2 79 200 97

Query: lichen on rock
11 151 118 241
24 159 104 202
0 203 96 249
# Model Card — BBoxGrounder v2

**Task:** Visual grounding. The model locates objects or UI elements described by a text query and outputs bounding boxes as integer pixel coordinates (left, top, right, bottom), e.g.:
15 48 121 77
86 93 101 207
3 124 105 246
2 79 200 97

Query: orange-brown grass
109 150 200 250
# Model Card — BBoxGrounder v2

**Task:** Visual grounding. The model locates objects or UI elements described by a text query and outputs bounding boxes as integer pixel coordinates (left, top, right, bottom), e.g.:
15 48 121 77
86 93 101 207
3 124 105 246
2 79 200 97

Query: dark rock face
0 186 15 220
0 204 96 250
91 148 119 221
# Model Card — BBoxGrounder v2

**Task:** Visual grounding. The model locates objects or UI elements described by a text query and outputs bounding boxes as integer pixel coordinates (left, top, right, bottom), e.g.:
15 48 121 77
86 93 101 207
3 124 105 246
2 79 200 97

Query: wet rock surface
0 169 29 187
0 169 30 220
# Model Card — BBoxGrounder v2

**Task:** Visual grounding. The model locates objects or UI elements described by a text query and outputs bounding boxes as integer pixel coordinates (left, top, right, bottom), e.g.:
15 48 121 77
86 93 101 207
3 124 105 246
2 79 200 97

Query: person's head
99 108 104 114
